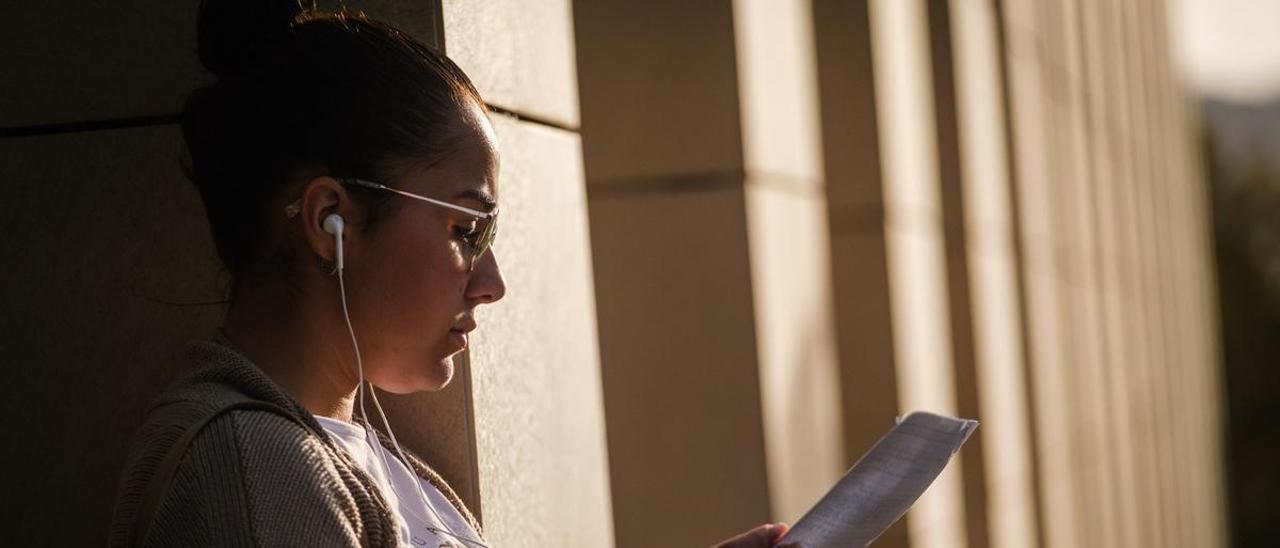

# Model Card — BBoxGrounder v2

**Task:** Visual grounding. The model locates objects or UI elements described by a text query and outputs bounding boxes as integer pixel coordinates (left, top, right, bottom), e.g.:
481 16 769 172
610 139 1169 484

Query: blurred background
1 0 1276 547
1180 1 1280 546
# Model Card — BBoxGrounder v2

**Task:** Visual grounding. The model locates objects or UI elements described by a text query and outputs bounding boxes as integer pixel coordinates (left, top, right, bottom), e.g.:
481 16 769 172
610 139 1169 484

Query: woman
109 1 790 547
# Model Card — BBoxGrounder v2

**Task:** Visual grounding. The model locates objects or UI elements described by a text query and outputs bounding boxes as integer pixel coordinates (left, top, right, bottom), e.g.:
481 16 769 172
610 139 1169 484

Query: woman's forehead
446 122 499 202
390 101 500 208
399 126 498 208
457 108 500 201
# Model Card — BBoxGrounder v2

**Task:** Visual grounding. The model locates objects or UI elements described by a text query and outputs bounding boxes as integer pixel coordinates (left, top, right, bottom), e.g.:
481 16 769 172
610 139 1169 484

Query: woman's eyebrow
454 188 497 212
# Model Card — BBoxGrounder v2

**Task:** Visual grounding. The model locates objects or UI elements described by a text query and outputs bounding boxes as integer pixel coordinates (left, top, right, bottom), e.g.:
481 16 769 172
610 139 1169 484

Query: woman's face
347 104 507 394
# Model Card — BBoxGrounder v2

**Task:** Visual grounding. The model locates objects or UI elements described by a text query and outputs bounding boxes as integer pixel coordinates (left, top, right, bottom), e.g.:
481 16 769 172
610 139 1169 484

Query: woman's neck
222 278 361 422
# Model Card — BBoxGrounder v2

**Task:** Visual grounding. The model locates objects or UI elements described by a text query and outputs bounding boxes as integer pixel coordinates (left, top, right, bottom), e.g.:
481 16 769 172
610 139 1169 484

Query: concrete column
810 1 912 544
575 5 770 543
867 1 969 545
0 3 266 544
1134 0 1182 539
1151 0 1231 541
811 1 907 545
1163 79 1208 548
997 1 1228 546
1039 0 1120 545
1112 0 1172 544
945 0 1043 546
1078 1 1144 545
0 126 224 546
1130 1 1187 544
732 0 846 527
575 1 844 546
998 1 1083 545
1147 2 1207 545
440 1 616 546
923 3 991 545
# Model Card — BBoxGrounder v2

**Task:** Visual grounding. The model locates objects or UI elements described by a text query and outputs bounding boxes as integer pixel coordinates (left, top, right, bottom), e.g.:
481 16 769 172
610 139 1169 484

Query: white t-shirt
315 415 482 548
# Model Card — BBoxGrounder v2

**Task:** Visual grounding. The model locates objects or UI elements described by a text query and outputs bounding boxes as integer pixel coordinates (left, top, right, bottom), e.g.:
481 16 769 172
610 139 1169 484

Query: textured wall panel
1 2 203 127
743 181 844 523
443 0 579 127
869 0 969 545
0 126 223 544
467 116 614 547
588 182 772 548
573 1 745 184
0 1 444 129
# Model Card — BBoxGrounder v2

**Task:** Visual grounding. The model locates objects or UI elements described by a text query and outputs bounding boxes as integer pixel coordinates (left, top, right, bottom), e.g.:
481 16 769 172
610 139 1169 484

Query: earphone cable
368 387 489 548
335 252 488 548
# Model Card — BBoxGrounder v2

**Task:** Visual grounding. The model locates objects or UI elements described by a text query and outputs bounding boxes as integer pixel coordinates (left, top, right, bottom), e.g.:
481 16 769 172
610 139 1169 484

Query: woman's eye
453 224 479 239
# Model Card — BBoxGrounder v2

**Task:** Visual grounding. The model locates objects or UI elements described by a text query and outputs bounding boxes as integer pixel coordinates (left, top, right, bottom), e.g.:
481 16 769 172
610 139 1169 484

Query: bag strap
129 398 307 547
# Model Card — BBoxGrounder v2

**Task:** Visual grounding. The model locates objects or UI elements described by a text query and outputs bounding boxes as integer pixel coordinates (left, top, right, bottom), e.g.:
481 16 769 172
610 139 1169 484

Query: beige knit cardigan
108 332 483 547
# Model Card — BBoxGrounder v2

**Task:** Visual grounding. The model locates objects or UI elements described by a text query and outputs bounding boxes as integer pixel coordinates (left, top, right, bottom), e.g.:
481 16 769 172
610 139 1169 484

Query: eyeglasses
285 178 499 272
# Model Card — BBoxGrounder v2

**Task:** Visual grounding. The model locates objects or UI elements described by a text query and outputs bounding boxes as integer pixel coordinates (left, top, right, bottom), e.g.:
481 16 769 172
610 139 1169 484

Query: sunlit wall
579 0 1227 547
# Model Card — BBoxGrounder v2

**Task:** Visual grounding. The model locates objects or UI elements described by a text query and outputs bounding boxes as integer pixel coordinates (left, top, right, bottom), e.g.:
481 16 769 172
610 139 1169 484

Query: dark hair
182 0 483 282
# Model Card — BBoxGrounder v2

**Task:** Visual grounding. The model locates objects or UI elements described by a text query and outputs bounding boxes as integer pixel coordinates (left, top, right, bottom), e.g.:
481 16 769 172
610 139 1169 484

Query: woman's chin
427 357 456 389
376 357 455 394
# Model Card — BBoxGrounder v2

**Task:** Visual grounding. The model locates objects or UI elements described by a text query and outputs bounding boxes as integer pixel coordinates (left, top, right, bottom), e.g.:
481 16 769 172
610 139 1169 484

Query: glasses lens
468 212 498 271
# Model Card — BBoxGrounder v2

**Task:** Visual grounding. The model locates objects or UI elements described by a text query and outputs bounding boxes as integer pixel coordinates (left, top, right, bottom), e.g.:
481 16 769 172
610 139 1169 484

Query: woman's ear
294 176 363 269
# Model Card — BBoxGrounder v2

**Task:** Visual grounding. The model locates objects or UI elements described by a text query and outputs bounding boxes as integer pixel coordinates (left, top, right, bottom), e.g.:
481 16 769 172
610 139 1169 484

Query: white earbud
323 213 344 273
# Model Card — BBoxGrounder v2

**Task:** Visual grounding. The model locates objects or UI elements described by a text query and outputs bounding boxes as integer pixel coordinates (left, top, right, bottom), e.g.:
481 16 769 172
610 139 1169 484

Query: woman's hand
712 522 791 548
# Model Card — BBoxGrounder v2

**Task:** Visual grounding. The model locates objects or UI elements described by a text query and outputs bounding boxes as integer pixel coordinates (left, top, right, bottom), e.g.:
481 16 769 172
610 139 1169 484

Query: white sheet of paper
779 411 978 547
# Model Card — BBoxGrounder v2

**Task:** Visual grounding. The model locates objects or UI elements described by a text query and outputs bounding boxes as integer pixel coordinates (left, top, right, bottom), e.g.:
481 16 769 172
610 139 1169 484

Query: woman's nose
466 247 507 304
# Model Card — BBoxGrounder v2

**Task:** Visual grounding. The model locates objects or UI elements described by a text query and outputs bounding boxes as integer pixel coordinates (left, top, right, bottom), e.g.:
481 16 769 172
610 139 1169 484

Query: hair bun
197 0 309 78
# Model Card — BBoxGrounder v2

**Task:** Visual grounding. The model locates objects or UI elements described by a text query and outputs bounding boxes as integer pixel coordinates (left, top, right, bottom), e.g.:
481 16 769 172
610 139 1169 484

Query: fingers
711 522 790 548
772 522 790 540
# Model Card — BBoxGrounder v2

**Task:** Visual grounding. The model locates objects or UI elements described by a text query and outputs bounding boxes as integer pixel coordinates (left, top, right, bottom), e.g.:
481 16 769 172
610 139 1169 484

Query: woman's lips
450 316 476 350
449 329 468 349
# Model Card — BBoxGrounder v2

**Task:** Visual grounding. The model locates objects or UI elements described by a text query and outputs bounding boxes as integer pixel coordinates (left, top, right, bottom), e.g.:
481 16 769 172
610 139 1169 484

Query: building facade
1 1 1225 546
